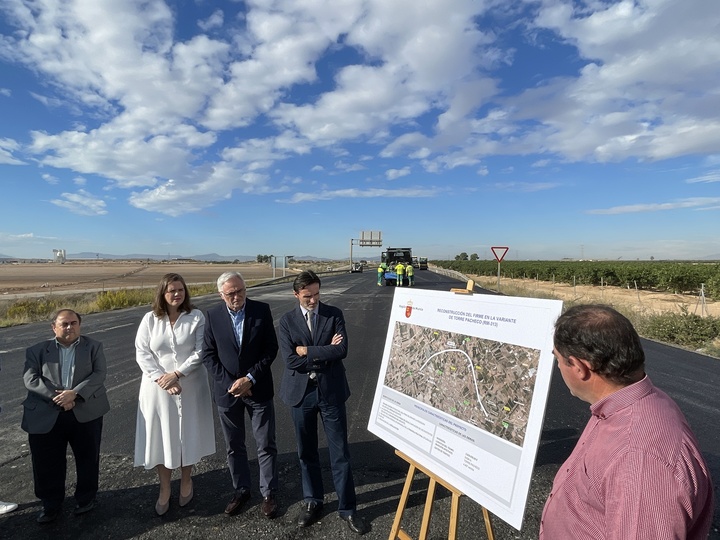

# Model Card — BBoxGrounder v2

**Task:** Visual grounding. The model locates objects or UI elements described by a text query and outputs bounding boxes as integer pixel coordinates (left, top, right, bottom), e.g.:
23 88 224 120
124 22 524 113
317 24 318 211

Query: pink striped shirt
540 376 713 539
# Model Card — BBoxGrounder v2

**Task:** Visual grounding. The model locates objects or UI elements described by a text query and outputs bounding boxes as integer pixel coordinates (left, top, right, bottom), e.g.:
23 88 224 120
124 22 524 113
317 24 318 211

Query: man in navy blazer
202 271 279 518
278 271 366 535
22 309 110 523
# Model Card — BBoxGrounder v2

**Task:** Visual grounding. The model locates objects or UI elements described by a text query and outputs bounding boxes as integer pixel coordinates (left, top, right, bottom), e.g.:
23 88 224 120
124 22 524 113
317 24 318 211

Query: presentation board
367 288 562 529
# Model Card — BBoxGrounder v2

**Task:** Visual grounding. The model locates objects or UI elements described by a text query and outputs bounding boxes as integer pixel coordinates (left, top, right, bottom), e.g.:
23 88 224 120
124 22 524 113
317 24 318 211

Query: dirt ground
0 261 280 296
469 275 719 317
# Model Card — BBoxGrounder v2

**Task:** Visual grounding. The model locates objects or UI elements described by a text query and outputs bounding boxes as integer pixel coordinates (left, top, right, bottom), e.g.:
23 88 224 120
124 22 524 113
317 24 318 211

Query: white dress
134 308 216 469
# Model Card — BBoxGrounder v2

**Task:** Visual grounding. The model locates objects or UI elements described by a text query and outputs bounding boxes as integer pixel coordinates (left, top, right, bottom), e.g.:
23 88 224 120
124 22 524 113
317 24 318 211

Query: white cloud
30 92 74 112
198 9 224 31
420 151 484 174
0 232 56 242
510 0 720 162
386 167 411 180
334 161 365 173
278 186 441 203
129 167 272 217
588 197 720 215
492 182 560 193
202 3 359 132
51 189 108 216
0 138 24 165
686 171 720 184
42 173 59 184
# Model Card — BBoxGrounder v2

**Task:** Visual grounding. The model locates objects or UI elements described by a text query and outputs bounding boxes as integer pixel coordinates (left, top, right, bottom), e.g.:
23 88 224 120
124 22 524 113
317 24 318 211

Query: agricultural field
0 260 277 297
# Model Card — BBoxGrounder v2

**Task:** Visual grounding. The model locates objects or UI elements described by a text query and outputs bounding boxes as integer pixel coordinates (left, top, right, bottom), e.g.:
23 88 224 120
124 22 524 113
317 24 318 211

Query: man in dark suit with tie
202 271 279 518
22 309 110 523
278 270 367 535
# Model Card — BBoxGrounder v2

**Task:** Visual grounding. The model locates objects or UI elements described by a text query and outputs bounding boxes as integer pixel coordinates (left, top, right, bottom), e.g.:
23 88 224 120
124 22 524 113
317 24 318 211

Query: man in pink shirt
540 305 713 539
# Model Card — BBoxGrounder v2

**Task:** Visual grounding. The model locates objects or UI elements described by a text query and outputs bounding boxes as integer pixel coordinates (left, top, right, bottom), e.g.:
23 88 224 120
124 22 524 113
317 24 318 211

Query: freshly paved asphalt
0 271 717 539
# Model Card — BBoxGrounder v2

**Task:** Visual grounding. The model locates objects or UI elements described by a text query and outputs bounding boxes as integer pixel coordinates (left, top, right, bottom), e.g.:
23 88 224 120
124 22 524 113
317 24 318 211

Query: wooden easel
389 450 495 540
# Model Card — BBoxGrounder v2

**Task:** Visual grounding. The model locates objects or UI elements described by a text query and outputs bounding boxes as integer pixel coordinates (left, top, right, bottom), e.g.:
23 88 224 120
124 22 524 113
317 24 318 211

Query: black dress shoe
73 499 96 515
224 490 251 516
260 495 277 518
341 513 368 535
297 501 323 527
36 509 61 524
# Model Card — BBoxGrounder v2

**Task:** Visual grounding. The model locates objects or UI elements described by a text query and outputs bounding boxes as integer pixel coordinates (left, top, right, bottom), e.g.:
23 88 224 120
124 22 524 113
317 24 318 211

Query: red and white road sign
491 246 509 262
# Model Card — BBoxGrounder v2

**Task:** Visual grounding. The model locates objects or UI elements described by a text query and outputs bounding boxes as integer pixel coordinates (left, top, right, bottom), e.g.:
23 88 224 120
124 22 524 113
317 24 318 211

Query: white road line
107 377 141 392
94 323 135 333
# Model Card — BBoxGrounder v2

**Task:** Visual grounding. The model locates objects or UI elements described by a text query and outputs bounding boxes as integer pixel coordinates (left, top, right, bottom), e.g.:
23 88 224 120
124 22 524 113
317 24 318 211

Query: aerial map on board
383 321 541 447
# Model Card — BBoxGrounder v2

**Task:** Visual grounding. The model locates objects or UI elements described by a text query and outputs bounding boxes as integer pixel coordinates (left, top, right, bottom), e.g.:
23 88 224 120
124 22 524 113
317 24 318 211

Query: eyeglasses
221 289 246 298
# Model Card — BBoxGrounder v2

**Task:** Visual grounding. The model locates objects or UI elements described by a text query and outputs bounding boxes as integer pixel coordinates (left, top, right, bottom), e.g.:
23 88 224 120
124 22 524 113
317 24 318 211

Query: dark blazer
278 302 351 407
21 336 110 435
202 298 278 408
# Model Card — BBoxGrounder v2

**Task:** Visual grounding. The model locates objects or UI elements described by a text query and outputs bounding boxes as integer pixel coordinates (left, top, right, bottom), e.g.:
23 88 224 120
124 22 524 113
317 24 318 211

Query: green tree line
435 260 720 300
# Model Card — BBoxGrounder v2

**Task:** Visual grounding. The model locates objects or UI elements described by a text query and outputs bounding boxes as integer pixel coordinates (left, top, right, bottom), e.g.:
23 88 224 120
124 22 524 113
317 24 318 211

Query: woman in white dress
134 273 215 515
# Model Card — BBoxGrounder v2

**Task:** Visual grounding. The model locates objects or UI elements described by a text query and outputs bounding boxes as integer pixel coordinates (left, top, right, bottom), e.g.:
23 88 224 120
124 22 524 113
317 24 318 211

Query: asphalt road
0 271 717 540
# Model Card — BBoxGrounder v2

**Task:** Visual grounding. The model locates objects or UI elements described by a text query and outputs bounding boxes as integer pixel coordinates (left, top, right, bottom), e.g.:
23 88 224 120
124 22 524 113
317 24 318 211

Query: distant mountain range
69 252 259 261
0 252 336 262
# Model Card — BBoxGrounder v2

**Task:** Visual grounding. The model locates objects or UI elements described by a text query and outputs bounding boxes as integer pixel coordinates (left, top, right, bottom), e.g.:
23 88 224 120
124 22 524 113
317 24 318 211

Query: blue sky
1 0 719 261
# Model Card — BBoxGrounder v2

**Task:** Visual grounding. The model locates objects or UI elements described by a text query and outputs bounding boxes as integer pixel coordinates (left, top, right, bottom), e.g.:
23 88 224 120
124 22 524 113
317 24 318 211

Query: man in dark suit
278 270 367 535
202 271 279 518
1 358 18 515
22 309 110 523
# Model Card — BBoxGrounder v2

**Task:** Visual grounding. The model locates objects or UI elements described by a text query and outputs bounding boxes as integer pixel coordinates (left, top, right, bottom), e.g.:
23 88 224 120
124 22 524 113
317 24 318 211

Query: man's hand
295 345 308 357
53 389 77 411
228 376 253 398
331 333 343 345
166 382 182 395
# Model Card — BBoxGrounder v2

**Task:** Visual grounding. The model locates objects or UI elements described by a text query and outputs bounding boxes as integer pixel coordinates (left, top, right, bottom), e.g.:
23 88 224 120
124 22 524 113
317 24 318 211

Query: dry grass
470 275 719 317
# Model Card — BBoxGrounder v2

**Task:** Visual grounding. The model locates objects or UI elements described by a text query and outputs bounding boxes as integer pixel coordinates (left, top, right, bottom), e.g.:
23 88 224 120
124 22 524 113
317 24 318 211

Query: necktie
306 311 316 380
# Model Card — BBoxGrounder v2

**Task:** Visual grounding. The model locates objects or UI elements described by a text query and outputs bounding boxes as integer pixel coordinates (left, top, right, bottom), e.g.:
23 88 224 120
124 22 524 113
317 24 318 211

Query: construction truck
418 257 428 270
380 247 413 286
